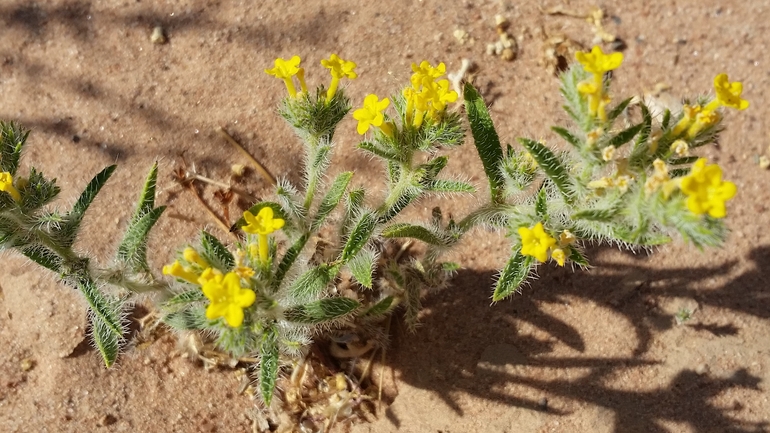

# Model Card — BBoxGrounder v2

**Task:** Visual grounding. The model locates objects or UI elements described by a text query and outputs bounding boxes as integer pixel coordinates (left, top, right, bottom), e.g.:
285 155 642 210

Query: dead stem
216 127 277 186
186 180 238 241
189 172 260 202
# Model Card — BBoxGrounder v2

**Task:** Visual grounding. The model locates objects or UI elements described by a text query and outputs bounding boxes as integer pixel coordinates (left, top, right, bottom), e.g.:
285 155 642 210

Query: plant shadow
382 244 770 432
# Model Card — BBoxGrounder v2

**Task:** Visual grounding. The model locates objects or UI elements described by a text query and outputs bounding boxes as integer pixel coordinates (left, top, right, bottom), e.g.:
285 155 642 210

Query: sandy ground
1 0 769 432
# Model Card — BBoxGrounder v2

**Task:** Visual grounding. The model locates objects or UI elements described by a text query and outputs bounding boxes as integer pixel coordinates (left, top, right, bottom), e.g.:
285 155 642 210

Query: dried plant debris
542 5 618 45
485 14 518 62
539 29 584 76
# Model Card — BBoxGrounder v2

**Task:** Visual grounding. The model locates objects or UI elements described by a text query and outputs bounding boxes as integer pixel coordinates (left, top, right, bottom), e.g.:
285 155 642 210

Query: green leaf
288 264 336 301
311 171 353 232
425 179 475 193
572 207 621 222
284 297 360 324
608 122 644 148
463 83 505 203
0 122 28 176
568 247 590 267
58 165 116 247
200 231 235 272
115 206 165 272
273 234 310 290
535 186 548 221
232 202 289 232
20 244 62 273
358 141 400 161
131 162 159 221
77 277 124 367
348 248 377 289
518 138 574 203
259 326 280 406
551 126 582 149
492 251 533 302
362 296 395 317
163 307 207 330
636 103 652 146
19 167 61 212
382 223 445 246
340 212 377 263
606 97 634 124
164 289 206 306
661 109 672 130
559 66 592 131
669 156 700 166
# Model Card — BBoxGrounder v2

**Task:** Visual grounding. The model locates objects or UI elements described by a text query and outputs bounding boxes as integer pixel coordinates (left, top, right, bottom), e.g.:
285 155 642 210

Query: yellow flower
265 56 306 97
670 140 689 157
601 145 616 161
710 73 749 111
162 260 200 284
0 172 21 202
353 94 392 136
679 158 737 218
410 61 447 88
518 222 556 263
201 272 256 327
234 266 255 279
243 207 285 264
321 54 357 80
686 110 720 139
243 207 285 235
551 248 566 267
321 54 357 101
183 247 209 268
575 46 624 75
197 267 223 286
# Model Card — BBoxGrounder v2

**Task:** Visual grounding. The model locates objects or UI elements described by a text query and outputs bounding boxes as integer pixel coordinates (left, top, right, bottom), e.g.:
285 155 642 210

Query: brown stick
216 127 277 186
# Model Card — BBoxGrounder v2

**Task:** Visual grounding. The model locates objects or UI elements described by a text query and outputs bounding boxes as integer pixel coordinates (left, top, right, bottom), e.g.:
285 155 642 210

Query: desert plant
462 46 744 301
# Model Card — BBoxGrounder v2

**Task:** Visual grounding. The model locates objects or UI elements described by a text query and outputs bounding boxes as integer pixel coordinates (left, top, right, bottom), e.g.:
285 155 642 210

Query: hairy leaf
77 277 124 367
382 223 445 246
551 126 582 149
288 264 336 301
348 248 377 289
20 244 62 273
340 212 376 262
608 122 644 148
606 97 634 124
259 326 280 406
492 251 533 302
284 297 360 324
199 231 235 272
362 296 395 317
463 83 505 203
116 206 165 272
518 138 574 203
311 171 353 232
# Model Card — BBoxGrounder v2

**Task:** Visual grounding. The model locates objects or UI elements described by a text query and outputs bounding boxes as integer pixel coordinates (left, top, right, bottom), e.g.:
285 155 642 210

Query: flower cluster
162 208 284 328
518 223 575 267
575 46 624 122
672 73 749 139
679 158 737 218
265 54 357 101
403 61 458 128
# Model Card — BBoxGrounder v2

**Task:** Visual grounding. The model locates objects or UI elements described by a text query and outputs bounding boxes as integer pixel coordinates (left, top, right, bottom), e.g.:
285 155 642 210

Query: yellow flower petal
575 46 623 74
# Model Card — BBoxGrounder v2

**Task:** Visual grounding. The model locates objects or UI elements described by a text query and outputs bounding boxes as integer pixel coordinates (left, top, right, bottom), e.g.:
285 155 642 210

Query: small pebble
20 358 34 371
98 414 117 427
538 397 548 411
759 155 769 169
151 26 167 44
695 363 709 375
